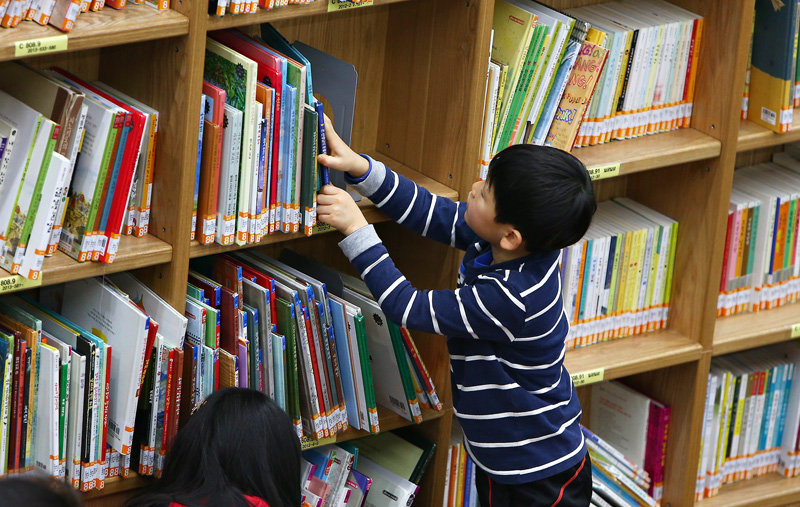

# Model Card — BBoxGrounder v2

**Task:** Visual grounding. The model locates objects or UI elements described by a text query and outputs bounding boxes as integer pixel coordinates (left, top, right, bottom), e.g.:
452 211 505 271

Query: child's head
0 476 83 507
478 144 596 253
126 388 301 507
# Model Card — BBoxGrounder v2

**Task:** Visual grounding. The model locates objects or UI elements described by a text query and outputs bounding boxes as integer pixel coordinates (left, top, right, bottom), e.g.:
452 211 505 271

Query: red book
98 345 112 490
208 29 283 234
169 348 184 446
9 336 25 473
158 348 174 478
219 287 239 355
50 68 147 264
303 305 328 437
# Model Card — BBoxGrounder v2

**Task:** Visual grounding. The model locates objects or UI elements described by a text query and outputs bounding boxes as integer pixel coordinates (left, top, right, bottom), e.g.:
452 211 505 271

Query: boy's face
465 179 502 243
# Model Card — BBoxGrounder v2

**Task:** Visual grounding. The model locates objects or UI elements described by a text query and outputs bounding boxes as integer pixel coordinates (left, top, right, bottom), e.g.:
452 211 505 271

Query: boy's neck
490 244 530 265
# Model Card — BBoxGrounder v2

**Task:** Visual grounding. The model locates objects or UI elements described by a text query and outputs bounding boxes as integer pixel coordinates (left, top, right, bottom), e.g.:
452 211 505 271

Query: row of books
209 0 324 18
301 428 434 507
481 0 702 177
741 0 797 132
560 197 678 350
0 272 187 491
442 421 477 507
0 0 168 33
198 25 333 246
589 381 670 506
0 62 159 281
717 147 800 317
180 250 442 447
695 342 800 501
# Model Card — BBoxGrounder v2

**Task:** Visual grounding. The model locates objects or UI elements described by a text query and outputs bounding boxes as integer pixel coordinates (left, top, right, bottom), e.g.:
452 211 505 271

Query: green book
301 105 318 235
276 298 302 437
353 312 378 434
387 321 421 423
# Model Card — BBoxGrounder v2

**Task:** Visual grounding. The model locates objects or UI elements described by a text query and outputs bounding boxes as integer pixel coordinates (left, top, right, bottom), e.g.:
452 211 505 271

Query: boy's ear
499 226 524 252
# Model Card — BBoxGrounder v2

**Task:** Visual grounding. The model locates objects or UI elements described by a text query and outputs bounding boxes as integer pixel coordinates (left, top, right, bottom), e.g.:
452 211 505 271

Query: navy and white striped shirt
338 156 585 484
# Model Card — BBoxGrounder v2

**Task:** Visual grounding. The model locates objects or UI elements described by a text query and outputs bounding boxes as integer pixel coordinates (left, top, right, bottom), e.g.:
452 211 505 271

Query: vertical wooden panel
626 355 711 507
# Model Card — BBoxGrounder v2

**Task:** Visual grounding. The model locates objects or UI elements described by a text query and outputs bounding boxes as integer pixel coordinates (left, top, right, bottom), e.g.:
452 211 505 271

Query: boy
317 117 596 506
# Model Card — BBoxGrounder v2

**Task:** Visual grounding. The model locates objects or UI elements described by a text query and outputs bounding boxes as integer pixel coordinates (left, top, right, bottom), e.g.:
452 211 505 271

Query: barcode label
389 395 404 409
762 107 777 125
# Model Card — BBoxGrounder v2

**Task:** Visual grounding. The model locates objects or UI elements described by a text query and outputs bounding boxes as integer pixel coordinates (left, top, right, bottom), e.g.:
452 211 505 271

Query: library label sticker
791 323 800 339
571 368 605 387
0 274 42 294
329 0 373 11
15 35 68 57
300 435 337 451
586 163 620 181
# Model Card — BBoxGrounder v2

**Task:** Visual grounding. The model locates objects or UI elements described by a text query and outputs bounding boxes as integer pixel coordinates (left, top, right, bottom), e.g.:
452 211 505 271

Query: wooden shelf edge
189 154 458 259
738 112 800 153
713 303 800 356
572 128 722 177
564 330 703 381
0 5 189 63
696 473 800 507
0 234 173 292
204 0 411 30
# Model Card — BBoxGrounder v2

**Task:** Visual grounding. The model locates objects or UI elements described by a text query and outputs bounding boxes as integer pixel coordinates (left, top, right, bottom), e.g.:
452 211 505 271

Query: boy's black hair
0 476 84 507
486 144 596 253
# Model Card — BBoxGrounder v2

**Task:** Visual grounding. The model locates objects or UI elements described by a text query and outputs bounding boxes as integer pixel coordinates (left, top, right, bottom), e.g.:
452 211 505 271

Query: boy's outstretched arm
317 115 474 250
317 191 527 340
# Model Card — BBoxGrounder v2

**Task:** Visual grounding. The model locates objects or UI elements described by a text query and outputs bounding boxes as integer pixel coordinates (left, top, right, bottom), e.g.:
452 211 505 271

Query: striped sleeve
339 226 526 340
346 155 475 250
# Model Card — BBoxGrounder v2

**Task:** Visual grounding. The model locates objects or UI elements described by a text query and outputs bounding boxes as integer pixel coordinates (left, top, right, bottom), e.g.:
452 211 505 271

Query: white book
35 343 60 476
0 118 19 195
48 103 88 257
339 298 369 432
590 380 651 468
357 456 418 507
216 104 242 246
65 348 86 490
342 287 413 423
325 445 355 507
146 335 165 476
60 277 149 457
0 89 44 262
42 332 72 480
250 101 263 243
0 340 11 477
480 61 500 179
18 152 70 280
107 272 187 350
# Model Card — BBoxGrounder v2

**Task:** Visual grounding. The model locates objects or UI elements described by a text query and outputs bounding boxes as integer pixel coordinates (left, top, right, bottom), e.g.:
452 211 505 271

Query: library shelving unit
2 0 797 506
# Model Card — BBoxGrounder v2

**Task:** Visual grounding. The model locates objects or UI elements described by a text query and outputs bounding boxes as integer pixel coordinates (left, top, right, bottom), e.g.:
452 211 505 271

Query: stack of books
301 428 434 507
442 421 477 507
0 62 160 281
197 25 334 246
208 0 321 18
480 0 703 177
0 273 187 491
0 0 169 33
561 198 678 350
696 342 800 500
589 381 669 506
741 0 797 131
717 146 800 317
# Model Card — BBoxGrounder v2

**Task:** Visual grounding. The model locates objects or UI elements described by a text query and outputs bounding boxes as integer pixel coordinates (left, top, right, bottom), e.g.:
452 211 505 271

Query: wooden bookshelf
699 473 800 507
0 4 189 62
573 127 722 177
6 0 796 505
737 111 800 152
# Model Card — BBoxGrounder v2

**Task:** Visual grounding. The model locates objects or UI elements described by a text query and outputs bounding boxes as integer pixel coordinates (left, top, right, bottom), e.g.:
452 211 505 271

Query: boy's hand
317 114 370 178
317 184 369 236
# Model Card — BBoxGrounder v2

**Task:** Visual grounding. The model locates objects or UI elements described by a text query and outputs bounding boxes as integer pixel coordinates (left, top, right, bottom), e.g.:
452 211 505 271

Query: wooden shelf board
82 471 152 500
205 0 410 30
564 329 703 380
80 407 446 501
0 4 189 63
0 234 172 291
738 111 800 152
571 128 721 176
697 473 800 507
713 303 800 356
190 152 458 258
